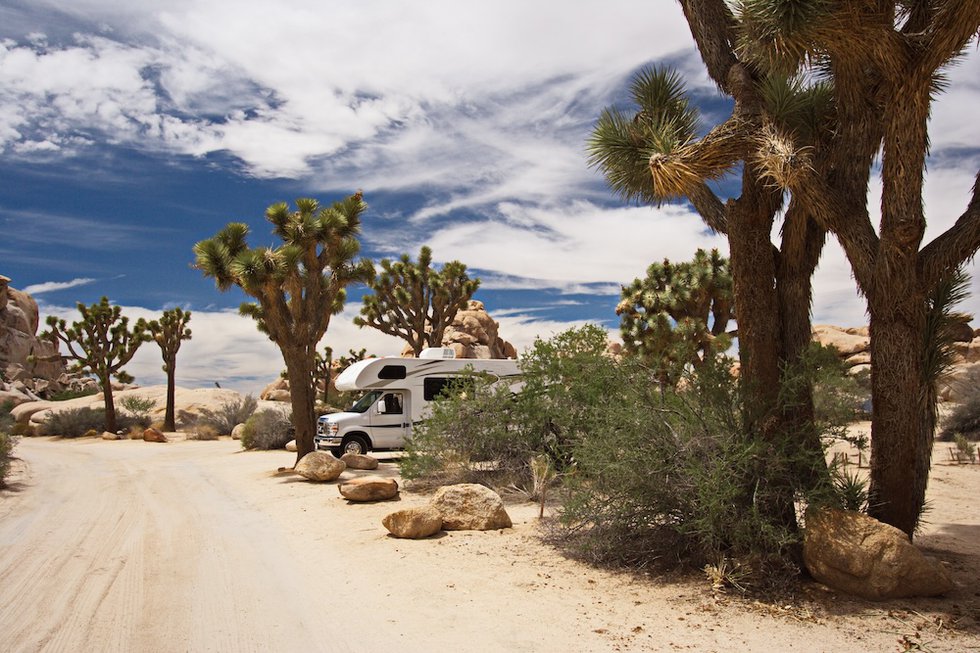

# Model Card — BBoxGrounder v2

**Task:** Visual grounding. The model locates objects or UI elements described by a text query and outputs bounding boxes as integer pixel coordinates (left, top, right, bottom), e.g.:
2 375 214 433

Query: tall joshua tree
194 194 372 463
617 248 733 388
355 246 480 356
147 308 192 432
42 297 150 433
730 0 980 536
589 61 832 507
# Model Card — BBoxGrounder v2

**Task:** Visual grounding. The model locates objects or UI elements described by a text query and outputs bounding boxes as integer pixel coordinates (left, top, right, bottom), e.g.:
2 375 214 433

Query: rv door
369 391 409 448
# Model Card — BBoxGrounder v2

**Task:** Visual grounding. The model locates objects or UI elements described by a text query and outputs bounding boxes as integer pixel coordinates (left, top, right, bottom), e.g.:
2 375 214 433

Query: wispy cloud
21 277 96 294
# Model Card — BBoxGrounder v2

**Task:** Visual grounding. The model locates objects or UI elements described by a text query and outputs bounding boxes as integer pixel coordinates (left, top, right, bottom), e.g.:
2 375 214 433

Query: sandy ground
1 429 979 653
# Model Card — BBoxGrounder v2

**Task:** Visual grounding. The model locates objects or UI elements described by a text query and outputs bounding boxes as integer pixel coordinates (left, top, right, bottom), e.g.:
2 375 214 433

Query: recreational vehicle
314 348 520 456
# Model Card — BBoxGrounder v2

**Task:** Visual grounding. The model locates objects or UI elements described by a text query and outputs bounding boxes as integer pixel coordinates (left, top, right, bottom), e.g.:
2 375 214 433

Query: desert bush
40 407 106 437
39 406 146 437
240 408 292 450
1 402 16 487
408 326 841 589
940 378 980 441
48 386 99 402
193 394 258 435
120 395 154 429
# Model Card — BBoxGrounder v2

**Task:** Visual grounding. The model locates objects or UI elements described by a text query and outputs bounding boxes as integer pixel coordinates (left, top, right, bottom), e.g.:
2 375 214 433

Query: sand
1 429 978 652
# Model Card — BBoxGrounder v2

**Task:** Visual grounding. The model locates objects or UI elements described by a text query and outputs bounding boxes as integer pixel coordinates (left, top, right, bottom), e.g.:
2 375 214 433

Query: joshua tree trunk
164 355 177 432
283 346 317 464
867 286 930 536
101 374 117 434
727 172 783 432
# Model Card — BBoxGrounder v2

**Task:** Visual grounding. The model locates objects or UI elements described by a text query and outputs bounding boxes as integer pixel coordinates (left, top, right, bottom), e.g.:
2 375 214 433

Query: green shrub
241 408 292 450
48 386 99 402
1 402 16 487
193 394 258 435
120 395 155 423
40 407 106 437
39 406 145 437
940 375 980 441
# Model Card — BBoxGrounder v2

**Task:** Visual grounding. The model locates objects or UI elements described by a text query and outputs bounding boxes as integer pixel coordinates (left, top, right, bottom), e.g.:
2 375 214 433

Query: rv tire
341 434 370 456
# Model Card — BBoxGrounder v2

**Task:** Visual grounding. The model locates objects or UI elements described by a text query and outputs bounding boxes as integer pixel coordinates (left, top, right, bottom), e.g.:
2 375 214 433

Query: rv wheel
341 435 369 456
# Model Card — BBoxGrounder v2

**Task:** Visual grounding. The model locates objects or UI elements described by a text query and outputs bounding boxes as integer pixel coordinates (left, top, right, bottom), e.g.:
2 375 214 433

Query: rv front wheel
341 435 369 456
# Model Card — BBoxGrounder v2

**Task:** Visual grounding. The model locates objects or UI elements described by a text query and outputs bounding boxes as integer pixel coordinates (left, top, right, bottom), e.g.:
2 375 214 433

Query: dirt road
0 438 354 653
2 436 978 653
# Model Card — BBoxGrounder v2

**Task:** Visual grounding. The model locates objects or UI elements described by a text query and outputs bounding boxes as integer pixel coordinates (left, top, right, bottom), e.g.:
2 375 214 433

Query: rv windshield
349 391 382 413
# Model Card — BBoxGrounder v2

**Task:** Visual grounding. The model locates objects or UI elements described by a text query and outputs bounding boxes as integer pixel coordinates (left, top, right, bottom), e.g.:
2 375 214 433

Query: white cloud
21 277 96 295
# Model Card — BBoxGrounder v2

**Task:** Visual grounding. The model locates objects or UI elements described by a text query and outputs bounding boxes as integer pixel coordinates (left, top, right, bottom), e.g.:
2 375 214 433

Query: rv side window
378 365 407 380
423 377 474 401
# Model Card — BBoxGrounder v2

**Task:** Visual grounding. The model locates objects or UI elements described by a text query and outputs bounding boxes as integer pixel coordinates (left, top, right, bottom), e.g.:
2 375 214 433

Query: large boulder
382 506 443 539
341 452 379 470
430 483 512 531
803 509 954 600
0 277 66 389
294 451 346 482
812 325 870 358
339 476 399 502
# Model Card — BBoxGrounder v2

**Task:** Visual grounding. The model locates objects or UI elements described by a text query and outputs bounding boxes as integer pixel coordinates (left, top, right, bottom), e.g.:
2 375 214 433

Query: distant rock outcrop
0 275 69 402
401 300 517 359
812 323 980 403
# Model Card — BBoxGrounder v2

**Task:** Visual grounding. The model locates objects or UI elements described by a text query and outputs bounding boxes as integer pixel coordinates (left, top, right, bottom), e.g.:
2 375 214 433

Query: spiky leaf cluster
355 246 480 356
42 296 150 386
617 249 733 387
193 194 372 348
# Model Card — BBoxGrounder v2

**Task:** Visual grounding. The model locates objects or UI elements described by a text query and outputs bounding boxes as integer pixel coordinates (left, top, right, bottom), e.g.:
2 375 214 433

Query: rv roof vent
419 347 456 360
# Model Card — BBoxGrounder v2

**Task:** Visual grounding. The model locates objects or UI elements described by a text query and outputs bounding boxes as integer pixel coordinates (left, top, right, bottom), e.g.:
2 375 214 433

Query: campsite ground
1 428 978 652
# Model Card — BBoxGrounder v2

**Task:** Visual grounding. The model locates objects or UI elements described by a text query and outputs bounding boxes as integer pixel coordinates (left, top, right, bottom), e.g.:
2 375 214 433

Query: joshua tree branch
919 171 980 290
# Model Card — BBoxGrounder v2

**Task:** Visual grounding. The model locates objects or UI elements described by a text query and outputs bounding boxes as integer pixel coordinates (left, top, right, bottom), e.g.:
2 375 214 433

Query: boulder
341 452 379 470
844 352 871 368
803 508 954 600
382 506 443 539
0 388 32 408
285 439 297 452
339 476 399 502
294 451 346 482
101 430 121 441
143 427 168 443
0 278 66 385
231 423 246 440
430 483 512 531
812 325 869 357
402 300 517 360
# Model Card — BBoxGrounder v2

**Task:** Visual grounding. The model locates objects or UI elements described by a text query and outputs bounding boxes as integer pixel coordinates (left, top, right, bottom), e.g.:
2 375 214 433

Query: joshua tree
314 346 333 406
727 0 980 536
617 248 733 388
355 246 480 356
193 194 372 463
147 308 192 432
589 61 831 526
42 297 150 433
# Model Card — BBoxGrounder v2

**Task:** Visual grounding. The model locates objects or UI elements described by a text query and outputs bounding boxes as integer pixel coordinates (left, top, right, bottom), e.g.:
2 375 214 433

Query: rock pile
812 323 980 403
382 483 512 539
0 276 84 406
400 300 517 359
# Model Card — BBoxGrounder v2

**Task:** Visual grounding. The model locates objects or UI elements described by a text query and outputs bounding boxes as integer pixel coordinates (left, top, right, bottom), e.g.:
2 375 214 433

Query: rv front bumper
314 436 342 450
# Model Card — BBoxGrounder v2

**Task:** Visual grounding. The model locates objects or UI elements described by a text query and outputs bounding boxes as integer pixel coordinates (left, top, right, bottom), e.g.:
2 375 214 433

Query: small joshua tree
148 308 192 432
355 246 480 356
194 194 372 462
617 249 733 388
42 297 150 433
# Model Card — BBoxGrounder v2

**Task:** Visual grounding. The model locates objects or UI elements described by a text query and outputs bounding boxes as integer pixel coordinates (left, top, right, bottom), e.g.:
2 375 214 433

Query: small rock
285 439 297 452
339 476 399 502
341 452 379 470
101 430 120 440
143 427 168 443
430 483 512 531
294 451 345 482
382 506 443 539
231 423 246 440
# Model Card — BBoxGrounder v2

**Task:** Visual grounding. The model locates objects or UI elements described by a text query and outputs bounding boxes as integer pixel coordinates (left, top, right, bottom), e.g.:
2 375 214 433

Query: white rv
314 348 520 456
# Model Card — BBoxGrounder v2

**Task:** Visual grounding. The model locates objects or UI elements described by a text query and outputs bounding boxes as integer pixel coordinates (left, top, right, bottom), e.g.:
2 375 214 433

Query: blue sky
2 1 978 394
